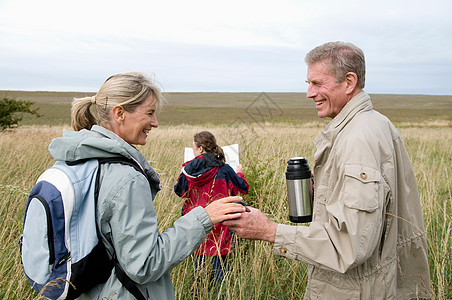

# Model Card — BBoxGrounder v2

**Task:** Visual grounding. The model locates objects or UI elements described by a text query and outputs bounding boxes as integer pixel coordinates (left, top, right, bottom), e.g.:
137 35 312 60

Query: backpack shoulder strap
114 262 146 300
95 157 147 300
97 157 144 174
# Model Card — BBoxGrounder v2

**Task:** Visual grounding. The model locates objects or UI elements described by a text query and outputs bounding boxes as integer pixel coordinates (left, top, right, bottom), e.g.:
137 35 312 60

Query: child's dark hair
194 131 225 163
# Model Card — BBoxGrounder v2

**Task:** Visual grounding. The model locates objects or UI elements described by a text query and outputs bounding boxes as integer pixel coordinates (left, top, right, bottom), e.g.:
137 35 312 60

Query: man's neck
348 88 363 101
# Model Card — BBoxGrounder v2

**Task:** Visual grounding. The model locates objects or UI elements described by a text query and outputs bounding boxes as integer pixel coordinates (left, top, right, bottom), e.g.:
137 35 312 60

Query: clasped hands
204 196 277 243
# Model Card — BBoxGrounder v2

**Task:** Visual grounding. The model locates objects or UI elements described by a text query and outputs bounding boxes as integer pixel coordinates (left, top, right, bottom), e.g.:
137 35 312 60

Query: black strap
97 157 144 173
114 262 147 300
94 156 148 216
94 157 147 300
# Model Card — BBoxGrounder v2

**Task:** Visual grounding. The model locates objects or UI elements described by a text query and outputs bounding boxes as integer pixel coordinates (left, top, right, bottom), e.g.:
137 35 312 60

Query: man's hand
223 207 278 243
204 196 246 225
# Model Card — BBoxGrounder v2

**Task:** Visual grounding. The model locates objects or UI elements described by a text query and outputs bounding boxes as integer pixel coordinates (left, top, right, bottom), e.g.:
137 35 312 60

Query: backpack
20 157 147 300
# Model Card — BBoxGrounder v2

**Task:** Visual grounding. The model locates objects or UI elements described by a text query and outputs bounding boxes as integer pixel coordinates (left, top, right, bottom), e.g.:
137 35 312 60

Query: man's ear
111 105 125 124
344 72 358 95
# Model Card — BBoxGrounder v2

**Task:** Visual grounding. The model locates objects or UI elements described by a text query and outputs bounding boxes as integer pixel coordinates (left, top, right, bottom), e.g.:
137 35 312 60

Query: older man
224 41 431 299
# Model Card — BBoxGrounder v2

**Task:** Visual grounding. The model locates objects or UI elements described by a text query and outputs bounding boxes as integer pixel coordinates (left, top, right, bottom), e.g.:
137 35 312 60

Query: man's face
306 61 349 119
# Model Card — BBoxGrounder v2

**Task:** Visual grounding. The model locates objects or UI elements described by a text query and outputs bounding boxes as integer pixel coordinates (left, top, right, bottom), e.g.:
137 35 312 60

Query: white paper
184 144 240 172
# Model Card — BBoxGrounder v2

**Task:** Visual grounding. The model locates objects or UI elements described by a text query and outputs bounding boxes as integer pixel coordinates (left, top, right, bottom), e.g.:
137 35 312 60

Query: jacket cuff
190 206 213 234
273 224 300 260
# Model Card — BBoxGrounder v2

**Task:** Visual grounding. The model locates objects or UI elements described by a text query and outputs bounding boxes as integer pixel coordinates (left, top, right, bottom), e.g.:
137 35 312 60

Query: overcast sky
0 0 451 95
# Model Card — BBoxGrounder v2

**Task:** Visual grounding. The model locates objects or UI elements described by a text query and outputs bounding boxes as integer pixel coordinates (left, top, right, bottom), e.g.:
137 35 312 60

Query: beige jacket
274 91 431 299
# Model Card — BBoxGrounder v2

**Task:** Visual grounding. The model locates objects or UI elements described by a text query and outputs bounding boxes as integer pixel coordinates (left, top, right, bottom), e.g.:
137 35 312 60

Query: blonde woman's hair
71 72 163 131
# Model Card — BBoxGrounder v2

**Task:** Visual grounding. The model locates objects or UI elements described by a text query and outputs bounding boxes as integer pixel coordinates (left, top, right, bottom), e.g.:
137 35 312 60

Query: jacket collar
314 91 373 163
90 125 161 192
182 153 222 187
49 125 161 192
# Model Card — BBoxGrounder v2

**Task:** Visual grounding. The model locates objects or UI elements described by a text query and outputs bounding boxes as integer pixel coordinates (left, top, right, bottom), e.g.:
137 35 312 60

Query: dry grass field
0 91 451 299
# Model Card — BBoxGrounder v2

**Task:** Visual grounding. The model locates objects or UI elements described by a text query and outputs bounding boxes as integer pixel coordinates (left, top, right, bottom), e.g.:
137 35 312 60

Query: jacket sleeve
100 165 212 284
225 165 249 195
273 137 387 273
173 172 189 197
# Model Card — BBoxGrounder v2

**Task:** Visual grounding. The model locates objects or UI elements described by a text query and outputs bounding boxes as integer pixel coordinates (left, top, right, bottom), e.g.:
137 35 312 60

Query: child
174 131 249 283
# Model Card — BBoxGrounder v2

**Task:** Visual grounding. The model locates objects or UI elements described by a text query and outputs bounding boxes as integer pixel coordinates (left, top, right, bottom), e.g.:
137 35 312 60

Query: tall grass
0 124 450 299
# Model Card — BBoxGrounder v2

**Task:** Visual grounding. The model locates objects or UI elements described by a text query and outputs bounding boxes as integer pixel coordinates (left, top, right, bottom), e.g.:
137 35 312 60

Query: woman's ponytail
71 96 98 131
213 144 225 163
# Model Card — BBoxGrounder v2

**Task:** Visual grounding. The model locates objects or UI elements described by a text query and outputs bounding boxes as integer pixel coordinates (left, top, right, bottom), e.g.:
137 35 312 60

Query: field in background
0 91 451 299
2 90 452 127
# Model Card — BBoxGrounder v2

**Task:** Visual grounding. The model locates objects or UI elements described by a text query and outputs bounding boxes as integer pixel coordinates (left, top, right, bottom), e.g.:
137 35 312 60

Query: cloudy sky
0 0 451 95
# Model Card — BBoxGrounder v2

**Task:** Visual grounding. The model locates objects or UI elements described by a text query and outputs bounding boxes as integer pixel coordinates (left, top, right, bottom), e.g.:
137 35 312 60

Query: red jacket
174 153 249 256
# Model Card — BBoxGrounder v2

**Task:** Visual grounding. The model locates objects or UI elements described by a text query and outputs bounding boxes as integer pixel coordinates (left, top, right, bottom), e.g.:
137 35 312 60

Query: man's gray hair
305 41 366 89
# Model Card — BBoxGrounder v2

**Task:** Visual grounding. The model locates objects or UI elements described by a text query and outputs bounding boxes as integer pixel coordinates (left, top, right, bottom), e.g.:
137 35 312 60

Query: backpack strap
94 157 148 300
94 156 151 203
97 157 145 174
114 261 147 300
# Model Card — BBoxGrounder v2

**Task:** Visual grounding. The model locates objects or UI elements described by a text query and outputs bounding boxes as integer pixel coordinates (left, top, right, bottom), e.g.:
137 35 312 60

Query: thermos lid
286 157 311 179
288 157 307 164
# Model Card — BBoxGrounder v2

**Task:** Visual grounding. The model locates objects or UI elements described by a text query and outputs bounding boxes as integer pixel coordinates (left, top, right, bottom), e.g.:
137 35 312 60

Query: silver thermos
286 157 313 223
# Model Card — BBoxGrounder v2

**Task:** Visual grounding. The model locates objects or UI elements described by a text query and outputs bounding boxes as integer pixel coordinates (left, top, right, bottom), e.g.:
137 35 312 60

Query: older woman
49 72 245 299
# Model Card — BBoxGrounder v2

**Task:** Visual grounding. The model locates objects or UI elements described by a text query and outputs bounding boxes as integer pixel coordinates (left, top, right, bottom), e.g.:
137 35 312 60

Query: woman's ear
344 72 358 95
111 105 125 124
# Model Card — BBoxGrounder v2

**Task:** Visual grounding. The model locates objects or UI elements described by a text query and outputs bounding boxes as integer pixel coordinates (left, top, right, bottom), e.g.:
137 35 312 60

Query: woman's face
192 141 203 157
119 96 158 145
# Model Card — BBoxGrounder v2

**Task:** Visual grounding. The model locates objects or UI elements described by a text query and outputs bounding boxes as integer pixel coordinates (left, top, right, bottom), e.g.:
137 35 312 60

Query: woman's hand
204 196 246 225
236 164 244 173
